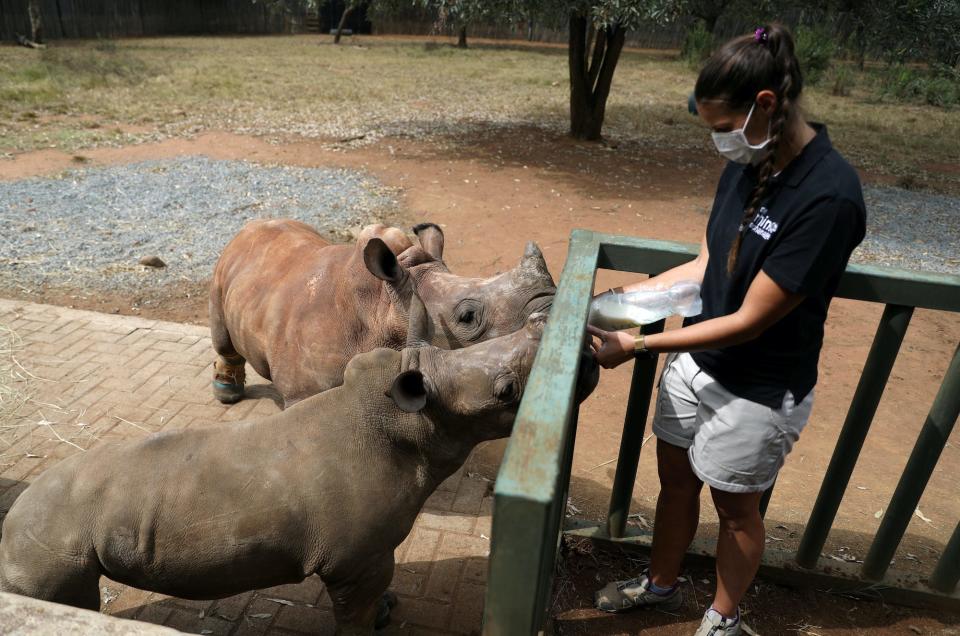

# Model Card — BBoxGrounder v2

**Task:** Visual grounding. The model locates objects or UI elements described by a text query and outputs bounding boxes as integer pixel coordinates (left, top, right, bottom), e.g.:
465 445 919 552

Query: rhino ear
388 370 428 413
412 223 444 261
364 238 404 283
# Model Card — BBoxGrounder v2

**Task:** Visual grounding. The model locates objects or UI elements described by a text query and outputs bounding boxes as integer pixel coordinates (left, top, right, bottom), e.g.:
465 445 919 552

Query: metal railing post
606 320 665 539
559 406 580 521
931 521 960 593
795 304 914 568
483 230 599 634
862 344 960 580
541 405 582 618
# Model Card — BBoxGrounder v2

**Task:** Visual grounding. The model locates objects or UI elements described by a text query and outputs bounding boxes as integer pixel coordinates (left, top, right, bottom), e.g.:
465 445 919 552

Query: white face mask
711 103 771 165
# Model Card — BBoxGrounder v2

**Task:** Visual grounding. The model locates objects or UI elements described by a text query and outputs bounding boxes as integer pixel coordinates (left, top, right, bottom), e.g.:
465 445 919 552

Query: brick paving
0 299 493 635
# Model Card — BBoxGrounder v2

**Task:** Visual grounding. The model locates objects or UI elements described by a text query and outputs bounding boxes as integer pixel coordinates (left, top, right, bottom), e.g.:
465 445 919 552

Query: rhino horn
412 222 445 261
520 242 554 283
405 288 429 349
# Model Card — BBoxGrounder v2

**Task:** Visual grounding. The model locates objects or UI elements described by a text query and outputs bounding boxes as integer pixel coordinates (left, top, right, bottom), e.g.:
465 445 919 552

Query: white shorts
652 352 813 494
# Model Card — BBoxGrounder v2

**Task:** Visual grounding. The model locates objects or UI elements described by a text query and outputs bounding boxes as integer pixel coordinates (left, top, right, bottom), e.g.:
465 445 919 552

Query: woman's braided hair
695 23 804 273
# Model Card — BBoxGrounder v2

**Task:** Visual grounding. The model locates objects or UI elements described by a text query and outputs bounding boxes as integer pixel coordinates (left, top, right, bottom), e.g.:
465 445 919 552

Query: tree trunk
28 0 43 43
568 12 626 141
334 3 355 44
54 0 66 39
457 25 467 48
855 22 866 70
137 0 146 36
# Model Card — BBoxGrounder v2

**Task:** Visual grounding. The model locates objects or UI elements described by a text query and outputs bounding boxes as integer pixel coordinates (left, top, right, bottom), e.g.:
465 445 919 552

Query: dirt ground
552 538 960 635
2 129 959 634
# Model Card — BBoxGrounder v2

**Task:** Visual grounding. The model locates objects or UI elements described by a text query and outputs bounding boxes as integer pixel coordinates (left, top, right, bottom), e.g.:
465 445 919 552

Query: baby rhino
0 296 599 635
210 220 557 406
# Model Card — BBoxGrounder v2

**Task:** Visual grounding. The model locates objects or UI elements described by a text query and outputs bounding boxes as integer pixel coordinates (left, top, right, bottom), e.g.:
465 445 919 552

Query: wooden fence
0 0 308 42
371 7 845 52
370 10 687 50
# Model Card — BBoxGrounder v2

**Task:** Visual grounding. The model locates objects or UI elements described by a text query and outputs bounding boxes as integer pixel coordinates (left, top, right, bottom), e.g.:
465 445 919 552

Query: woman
589 24 866 636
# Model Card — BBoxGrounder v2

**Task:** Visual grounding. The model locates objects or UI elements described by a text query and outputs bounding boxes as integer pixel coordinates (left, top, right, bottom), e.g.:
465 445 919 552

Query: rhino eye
494 375 519 403
453 299 483 329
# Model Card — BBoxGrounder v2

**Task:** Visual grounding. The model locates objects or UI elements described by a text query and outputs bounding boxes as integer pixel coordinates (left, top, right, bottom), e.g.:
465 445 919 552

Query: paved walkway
0 299 491 635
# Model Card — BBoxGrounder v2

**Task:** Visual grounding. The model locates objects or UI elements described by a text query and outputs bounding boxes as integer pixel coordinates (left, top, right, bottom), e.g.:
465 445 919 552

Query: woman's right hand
587 325 636 369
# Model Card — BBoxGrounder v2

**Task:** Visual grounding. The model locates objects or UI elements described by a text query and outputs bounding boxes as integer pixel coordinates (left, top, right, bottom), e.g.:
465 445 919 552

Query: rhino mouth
575 349 600 403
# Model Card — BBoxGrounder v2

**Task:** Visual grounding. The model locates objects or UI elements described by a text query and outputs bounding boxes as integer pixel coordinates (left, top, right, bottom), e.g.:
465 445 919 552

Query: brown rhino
210 220 556 407
0 292 599 635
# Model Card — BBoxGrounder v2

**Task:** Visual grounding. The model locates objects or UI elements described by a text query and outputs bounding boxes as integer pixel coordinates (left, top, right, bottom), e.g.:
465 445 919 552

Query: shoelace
615 577 642 591
707 614 738 635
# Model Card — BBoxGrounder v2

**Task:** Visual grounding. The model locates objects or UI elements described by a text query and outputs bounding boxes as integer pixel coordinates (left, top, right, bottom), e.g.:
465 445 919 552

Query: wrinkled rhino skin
0 313 599 635
209 219 556 406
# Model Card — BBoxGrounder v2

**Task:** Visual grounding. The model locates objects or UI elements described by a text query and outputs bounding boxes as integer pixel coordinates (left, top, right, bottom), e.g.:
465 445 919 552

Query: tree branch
334 2 357 44
585 22 596 75
590 23 626 127
587 24 607 93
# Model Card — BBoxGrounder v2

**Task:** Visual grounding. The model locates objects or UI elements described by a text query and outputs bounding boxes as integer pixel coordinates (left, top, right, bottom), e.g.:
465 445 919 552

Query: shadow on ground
381 122 722 202
106 553 492 635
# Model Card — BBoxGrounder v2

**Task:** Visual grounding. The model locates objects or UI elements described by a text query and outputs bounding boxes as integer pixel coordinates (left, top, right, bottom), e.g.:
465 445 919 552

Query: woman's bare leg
649 440 703 587
710 487 765 617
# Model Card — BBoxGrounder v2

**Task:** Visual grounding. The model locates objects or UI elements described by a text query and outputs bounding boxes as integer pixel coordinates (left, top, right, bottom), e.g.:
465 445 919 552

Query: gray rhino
0 294 598 635
210 221 557 406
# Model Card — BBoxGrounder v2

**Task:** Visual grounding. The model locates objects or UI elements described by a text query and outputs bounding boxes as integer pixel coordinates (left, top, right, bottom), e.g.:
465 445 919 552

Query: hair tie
754 27 768 44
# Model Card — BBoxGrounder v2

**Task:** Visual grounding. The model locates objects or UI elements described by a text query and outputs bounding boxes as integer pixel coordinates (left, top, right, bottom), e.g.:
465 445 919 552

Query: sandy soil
1 129 958 632
552 538 960 635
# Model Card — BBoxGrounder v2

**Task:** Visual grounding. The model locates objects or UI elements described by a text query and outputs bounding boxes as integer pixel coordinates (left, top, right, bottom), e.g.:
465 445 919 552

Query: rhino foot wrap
213 356 246 404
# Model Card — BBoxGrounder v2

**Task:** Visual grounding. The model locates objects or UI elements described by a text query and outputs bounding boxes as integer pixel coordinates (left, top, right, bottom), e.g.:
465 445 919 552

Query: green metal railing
483 229 960 634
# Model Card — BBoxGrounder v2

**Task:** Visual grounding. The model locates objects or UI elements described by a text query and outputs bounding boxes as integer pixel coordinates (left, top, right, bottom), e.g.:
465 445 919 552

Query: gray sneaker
694 608 742 636
594 571 682 613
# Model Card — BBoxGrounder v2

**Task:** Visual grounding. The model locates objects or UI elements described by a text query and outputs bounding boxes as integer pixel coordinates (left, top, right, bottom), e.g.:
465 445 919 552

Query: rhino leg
0 529 101 610
327 553 395 635
209 293 246 404
375 591 399 630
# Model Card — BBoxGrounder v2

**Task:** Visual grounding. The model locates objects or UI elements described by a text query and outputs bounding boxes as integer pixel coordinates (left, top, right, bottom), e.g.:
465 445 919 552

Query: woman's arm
604 232 710 296
590 270 805 368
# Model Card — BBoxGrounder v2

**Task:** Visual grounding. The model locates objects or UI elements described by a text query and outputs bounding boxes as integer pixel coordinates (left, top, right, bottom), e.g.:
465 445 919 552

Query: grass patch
0 42 161 109
0 35 957 192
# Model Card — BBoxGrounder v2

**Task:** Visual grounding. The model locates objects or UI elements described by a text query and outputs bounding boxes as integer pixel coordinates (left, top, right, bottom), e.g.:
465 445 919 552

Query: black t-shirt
685 124 866 408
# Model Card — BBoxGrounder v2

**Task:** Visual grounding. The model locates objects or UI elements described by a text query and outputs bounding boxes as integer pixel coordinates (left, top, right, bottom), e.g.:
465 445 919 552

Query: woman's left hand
587 325 636 369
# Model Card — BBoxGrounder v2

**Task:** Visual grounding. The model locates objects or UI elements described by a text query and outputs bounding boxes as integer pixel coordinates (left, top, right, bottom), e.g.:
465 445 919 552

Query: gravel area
0 157 397 293
855 185 960 275
0 164 956 299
